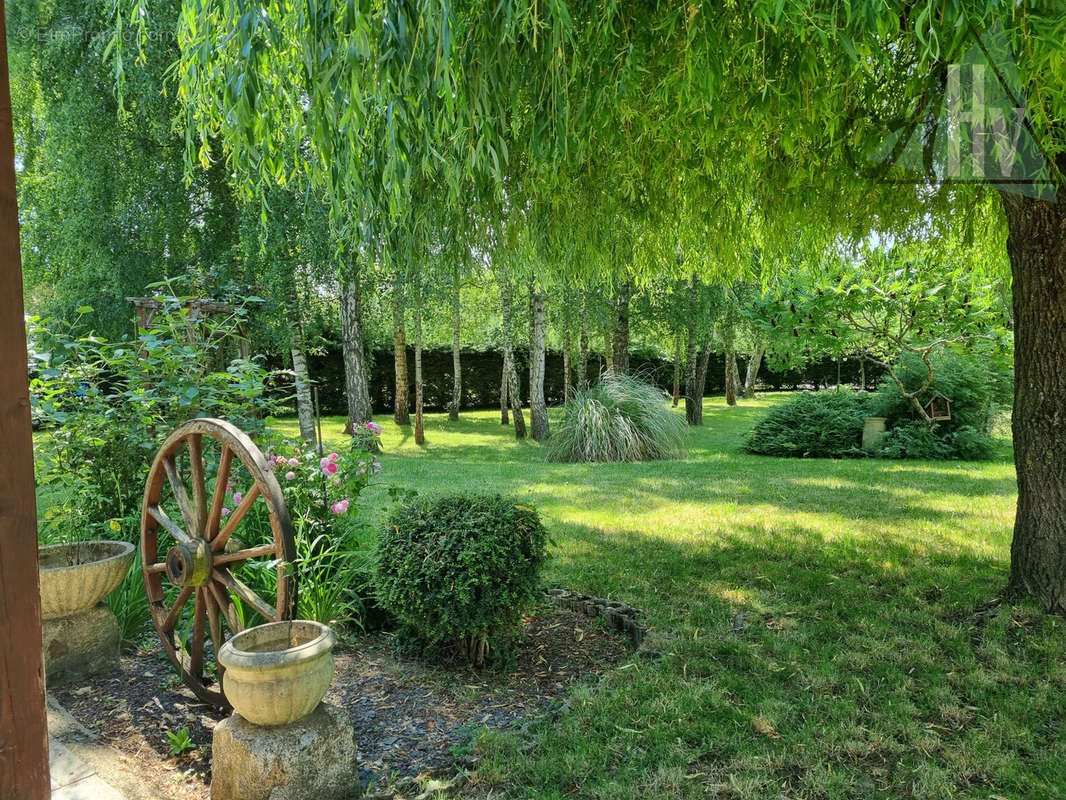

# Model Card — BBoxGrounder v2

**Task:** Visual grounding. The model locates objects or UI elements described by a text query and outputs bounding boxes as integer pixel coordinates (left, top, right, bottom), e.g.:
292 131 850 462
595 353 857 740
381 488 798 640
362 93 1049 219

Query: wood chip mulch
52 603 634 799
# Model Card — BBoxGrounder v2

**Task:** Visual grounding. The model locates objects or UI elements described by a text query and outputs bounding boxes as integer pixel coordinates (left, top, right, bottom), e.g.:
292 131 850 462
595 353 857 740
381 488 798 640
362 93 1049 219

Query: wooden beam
0 3 51 798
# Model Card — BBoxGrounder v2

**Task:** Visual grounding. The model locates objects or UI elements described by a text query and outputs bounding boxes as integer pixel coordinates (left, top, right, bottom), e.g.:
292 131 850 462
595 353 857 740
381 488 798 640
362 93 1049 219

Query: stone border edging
545 588 647 648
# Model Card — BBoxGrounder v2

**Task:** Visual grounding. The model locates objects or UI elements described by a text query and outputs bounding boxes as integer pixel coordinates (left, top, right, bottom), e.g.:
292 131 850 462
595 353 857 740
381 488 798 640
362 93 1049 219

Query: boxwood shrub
376 493 549 666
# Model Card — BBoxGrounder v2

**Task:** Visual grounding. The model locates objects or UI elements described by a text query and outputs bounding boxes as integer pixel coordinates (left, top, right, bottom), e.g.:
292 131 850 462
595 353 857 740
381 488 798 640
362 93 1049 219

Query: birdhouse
924 393 951 422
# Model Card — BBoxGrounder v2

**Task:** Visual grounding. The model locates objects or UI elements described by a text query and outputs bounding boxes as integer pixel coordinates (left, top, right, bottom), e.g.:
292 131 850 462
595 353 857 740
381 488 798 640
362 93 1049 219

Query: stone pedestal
211 702 360 800
42 603 120 686
862 417 887 451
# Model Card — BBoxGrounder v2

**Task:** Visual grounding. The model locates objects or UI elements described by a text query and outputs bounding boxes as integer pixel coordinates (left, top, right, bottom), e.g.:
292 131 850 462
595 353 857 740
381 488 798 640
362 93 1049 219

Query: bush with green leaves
546 371 686 463
29 297 280 546
744 390 870 458
872 349 1011 460
376 493 549 666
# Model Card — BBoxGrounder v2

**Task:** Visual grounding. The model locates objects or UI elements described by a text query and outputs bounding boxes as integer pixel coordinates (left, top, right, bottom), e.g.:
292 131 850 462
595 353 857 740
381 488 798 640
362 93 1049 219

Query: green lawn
270 395 1066 800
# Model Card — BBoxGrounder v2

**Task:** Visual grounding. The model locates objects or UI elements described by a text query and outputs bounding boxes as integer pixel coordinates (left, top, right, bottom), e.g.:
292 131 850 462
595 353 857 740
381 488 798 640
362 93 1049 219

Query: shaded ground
52 603 634 798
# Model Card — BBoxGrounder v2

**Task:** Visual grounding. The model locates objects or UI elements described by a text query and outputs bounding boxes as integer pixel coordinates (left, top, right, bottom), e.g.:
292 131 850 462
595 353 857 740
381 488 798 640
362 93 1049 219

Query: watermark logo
855 26 1055 201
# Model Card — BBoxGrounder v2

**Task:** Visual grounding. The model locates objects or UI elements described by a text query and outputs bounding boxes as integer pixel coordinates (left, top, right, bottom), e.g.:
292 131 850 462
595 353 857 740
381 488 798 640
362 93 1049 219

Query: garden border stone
545 589 647 648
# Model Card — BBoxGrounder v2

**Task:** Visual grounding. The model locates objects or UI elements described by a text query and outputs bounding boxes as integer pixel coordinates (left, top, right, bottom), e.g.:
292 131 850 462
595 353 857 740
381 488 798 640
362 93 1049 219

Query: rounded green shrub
546 371 686 463
744 390 870 458
376 493 549 666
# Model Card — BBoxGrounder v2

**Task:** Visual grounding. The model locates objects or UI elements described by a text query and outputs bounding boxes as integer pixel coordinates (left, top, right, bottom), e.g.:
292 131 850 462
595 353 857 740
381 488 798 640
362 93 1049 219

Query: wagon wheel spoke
187 434 208 535
147 504 191 546
157 585 194 634
213 543 279 567
207 580 241 634
163 454 196 533
206 445 233 541
145 561 168 575
214 567 278 621
189 589 206 680
212 484 262 552
203 588 223 658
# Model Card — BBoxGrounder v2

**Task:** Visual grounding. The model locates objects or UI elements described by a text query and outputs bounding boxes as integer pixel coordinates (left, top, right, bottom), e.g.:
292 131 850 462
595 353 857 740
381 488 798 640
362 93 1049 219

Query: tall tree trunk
449 267 461 421
858 356 866 391
392 292 410 425
578 317 589 388
743 345 765 399
723 304 739 406
562 307 573 402
685 274 702 425
414 292 425 445
612 279 632 374
529 285 550 442
339 275 373 429
1003 185 1066 612
291 323 316 446
725 350 739 406
696 343 713 404
499 275 525 439
672 333 682 406
500 349 510 424
603 326 614 371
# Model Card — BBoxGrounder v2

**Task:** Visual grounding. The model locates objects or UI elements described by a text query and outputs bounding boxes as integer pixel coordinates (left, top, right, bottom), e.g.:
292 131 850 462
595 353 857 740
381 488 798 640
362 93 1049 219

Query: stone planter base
211 702 360 800
42 603 120 686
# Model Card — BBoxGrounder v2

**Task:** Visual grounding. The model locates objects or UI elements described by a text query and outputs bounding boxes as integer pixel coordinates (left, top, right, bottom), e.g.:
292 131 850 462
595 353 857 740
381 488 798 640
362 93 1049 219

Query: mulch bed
52 602 635 799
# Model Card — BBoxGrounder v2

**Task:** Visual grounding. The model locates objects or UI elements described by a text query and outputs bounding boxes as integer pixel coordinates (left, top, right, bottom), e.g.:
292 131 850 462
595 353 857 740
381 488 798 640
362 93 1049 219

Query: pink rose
288 457 299 467
285 471 296 480
330 499 349 514
221 507 230 516
329 452 339 461
365 421 382 435
321 460 338 476
233 491 243 504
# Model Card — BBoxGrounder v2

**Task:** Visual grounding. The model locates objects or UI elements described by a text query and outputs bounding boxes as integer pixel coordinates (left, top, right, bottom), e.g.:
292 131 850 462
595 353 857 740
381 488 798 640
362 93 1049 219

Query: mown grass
270 394 1065 800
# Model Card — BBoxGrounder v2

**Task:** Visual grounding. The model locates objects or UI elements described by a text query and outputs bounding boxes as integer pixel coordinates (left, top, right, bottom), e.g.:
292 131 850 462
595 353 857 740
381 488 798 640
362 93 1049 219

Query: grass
268 394 1066 800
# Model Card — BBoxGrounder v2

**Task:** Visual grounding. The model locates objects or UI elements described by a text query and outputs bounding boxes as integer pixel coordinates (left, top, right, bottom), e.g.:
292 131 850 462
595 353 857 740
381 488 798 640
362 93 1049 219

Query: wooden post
0 5 51 798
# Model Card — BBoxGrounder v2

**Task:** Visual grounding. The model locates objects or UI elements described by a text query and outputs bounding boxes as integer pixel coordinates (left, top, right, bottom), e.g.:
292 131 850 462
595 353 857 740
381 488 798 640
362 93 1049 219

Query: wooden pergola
0 6 56 798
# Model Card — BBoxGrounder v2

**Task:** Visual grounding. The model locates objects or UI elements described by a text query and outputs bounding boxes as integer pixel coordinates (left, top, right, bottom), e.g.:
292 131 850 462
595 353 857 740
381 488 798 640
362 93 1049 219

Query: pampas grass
546 372 686 463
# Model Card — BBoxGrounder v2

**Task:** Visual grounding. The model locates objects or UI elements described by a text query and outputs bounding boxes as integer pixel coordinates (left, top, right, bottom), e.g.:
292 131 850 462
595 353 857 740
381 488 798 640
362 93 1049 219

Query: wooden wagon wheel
141 418 297 708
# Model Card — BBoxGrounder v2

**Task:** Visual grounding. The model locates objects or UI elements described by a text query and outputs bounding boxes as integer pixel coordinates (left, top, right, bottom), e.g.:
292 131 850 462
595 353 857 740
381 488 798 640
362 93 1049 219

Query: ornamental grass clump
376 493 548 667
546 371 686 463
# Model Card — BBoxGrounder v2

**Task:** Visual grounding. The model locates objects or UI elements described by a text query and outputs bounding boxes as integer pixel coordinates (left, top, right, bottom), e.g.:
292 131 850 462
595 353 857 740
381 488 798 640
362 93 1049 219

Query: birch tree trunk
500 349 510 424
529 285 550 442
562 310 573 402
612 279 632 374
499 275 526 438
743 345 765 399
685 275 702 425
672 333 682 407
449 267 461 421
392 291 410 425
339 275 373 429
291 326 316 446
603 326 614 372
578 318 589 388
414 292 425 445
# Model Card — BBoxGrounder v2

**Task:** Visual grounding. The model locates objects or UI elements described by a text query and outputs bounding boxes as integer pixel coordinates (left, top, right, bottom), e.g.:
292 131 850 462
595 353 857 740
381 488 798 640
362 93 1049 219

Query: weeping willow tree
119 2 1066 610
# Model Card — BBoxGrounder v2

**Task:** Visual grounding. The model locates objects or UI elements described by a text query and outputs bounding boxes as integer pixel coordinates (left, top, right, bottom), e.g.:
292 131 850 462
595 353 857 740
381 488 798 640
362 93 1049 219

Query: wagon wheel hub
164 539 212 587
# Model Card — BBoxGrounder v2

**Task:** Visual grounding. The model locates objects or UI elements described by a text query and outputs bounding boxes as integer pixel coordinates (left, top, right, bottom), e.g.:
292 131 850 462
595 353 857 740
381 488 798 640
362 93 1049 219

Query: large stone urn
39 540 135 619
38 540 135 684
218 620 336 727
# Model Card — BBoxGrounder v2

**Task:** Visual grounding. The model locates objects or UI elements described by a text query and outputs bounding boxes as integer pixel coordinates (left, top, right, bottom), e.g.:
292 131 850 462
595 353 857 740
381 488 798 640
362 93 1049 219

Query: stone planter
219 620 336 726
862 417 887 451
38 540 136 620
